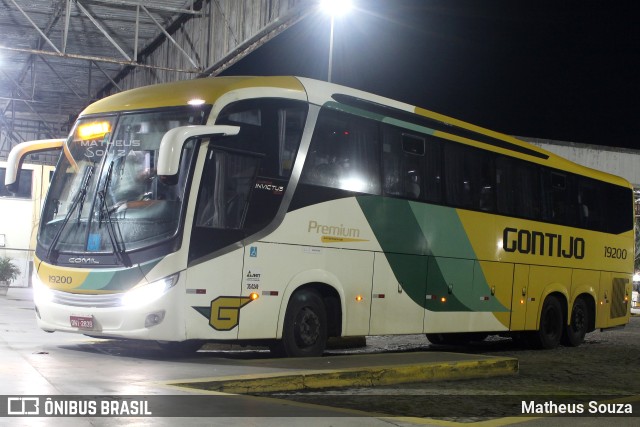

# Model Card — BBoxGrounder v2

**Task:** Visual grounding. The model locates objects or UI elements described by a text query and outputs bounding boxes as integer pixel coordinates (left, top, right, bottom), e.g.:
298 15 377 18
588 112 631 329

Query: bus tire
271 289 327 357
561 297 588 347
528 295 563 349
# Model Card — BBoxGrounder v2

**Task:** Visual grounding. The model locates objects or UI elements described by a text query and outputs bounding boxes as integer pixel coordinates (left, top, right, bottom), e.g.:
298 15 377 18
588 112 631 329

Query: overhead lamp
320 0 353 16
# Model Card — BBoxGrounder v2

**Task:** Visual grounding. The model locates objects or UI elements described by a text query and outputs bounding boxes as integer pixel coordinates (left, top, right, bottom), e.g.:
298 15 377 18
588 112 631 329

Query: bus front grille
51 289 123 308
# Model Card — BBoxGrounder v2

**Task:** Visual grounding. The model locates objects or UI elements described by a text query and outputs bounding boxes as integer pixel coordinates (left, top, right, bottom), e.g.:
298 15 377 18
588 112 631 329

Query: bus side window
496 156 541 220
577 179 603 229
382 127 425 200
542 171 577 226
278 108 306 177
381 128 442 202
301 109 380 194
215 99 308 179
444 143 495 211
195 149 260 230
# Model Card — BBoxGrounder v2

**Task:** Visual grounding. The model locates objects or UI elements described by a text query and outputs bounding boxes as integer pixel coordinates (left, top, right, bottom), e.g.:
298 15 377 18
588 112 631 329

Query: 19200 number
49 275 73 284
604 246 627 259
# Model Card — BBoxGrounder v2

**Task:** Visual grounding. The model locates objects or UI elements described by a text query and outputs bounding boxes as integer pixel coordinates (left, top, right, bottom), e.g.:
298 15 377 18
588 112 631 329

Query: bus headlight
120 273 179 308
33 273 54 304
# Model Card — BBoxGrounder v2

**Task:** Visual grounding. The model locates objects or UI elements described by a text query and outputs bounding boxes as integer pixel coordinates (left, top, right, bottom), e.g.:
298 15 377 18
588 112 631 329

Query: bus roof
80 76 306 116
80 75 631 189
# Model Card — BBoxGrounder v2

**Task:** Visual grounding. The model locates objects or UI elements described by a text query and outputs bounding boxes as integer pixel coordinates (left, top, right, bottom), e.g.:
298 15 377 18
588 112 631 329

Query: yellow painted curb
171 356 517 394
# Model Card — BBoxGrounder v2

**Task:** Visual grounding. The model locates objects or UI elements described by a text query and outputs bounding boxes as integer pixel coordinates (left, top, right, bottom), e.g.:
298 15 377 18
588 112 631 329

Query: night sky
222 0 639 149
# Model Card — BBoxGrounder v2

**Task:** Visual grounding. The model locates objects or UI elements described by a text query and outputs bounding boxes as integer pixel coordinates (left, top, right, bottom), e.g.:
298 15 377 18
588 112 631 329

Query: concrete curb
171 356 518 394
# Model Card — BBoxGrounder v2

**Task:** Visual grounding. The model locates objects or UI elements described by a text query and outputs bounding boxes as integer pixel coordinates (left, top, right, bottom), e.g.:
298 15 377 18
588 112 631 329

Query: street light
320 0 353 83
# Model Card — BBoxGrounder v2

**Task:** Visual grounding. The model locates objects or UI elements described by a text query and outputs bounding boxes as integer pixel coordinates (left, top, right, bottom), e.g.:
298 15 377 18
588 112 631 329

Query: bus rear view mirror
5 139 65 193
157 125 240 185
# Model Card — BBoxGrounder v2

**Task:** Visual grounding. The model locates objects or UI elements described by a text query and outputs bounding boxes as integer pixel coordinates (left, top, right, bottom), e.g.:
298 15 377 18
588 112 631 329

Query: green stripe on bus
325 101 436 135
78 258 161 291
357 196 507 312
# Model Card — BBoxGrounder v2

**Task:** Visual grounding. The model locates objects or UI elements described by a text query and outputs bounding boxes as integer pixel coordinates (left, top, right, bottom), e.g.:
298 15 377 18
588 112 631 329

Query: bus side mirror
4 139 65 193
157 125 240 185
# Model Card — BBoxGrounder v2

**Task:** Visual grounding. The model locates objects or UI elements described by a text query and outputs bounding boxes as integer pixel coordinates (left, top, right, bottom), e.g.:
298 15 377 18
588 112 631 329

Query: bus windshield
39 107 207 261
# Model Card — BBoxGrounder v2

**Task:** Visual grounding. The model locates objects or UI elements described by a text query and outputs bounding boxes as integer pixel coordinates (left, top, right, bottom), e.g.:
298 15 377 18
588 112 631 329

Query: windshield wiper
46 164 95 263
97 160 132 267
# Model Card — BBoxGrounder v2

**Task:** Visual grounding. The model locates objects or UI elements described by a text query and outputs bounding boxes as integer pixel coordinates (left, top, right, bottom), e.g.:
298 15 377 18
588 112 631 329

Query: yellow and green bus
5 76 634 356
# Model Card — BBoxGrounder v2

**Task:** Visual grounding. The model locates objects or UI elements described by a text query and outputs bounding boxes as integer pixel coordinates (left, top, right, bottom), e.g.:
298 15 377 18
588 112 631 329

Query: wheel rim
294 307 320 347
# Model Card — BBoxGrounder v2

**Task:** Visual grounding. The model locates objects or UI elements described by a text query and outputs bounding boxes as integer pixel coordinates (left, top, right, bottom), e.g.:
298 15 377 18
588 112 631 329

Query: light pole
320 0 352 83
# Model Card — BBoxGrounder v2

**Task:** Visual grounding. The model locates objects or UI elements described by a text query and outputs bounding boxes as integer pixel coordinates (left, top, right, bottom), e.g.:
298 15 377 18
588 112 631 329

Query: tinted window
301 108 380 194
195 149 261 230
496 156 541 219
602 184 633 234
444 143 495 211
577 178 604 230
382 126 442 202
215 99 307 179
541 170 577 226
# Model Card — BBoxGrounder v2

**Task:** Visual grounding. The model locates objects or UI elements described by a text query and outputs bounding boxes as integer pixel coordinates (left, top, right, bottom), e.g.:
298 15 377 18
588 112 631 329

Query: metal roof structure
0 0 312 162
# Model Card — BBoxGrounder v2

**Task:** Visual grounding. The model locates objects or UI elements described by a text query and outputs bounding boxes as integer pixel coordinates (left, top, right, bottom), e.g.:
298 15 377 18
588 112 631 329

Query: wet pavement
1 287 518 426
1 286 637 426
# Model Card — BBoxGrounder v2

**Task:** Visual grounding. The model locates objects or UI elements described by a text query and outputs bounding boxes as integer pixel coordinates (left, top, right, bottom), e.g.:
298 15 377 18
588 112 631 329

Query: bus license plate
70 315 94 330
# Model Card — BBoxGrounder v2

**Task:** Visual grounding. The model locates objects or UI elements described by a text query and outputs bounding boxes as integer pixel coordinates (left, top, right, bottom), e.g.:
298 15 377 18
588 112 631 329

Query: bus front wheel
271 289 328 357
527 295 563 349
561 297 588 347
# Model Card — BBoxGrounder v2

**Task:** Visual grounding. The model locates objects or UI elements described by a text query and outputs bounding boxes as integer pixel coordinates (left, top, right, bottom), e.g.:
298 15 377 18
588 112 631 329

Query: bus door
187 146 263 339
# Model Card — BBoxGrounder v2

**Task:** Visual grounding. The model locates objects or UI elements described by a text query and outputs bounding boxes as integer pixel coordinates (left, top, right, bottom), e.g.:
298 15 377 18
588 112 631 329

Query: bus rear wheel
561 297 588 347
270 289 327 357
527 295 563 349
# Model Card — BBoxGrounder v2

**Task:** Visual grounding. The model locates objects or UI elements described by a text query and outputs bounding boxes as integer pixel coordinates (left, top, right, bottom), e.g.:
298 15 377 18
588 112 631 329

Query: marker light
77 121 111 140
440 297 447 303
355 295 363 302
121 274 179 308
520 299 525 304
249 292 259 301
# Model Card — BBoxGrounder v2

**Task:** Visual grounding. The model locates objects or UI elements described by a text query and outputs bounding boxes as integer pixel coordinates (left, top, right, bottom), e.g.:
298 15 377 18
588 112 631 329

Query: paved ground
1 286 638 426
0 287 511 426
259 315 640 423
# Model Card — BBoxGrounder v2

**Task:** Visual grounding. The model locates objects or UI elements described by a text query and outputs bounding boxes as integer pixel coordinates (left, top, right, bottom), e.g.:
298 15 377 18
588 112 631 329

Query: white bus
5 76 633 356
